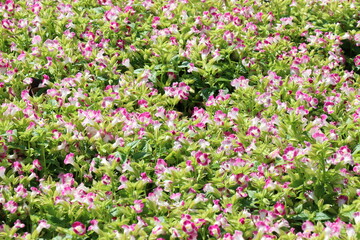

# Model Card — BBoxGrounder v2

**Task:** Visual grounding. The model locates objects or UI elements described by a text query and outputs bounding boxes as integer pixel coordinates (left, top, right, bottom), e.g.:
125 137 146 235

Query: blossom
88 220 100 233
4 200 18 214
312 132 328 143
354 55 360 66
182 220 197 236
32 159 42 170
231 76 249 89
13 219 25 229
164 82 191 100
195 151 211 166
131 200 144 213
72 221 86 236
337 195 348 206
33 220 51 236
302 220 314 233
15 184 28 198
0 167 6 178
187 63 198 73
354 212 360 225
208 224 221 238
273 202 286 216
101 174 111 185
247 126 261 138
64 153 75 165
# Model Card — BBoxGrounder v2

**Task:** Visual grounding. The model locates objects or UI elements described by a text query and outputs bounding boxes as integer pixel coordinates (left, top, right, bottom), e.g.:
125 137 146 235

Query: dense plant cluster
0 0 360 239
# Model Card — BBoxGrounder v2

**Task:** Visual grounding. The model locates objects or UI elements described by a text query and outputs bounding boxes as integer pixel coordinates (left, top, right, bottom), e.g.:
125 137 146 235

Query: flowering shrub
0 0 360 239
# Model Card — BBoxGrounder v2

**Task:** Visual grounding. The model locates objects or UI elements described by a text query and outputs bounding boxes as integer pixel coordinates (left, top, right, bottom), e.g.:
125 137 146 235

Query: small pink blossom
302 220 314 233
231 76 249 89
138 99 148 108
208 224 221 238
32 159 42 170
354 55 360 66
273 202 286 216
337 195 348 206
187 63 198 73
72 221 86 236
64 153 75 165
14 219 25 229
101 174 111 185
247 126 261 138
88 220 99 233
195 151 211 166
4 200 18 213
35 220 50 234
0 166 6 178
131 200 144 213
353 212 360 225
312 132 328 143
182 220 197 235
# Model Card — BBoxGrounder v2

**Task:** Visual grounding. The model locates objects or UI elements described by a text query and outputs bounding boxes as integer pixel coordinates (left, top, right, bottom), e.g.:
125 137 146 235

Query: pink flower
52 130 62 139
101 174 111 185
0 166 6 178
232 230 245 240
195 151 211 166
353 212 360 225
4 200 18 214
312 132 328 143
32 35 42 45
255 221 271 233
98 0 112 6
32 159 42 170
131 200 144 213
187 63 198 73
234 173 250 187
182 220 197 235
273 202 286 216
151 225 164 235
214 110 227 125
138 99 148 108
14 219 25 229
337 195 348 206
140 172 152 183
231 76 249 89
324 219 344 239
122 58 131 68
236 187 248 198
64 153 75 165
169 37 178 45
283 145 298 161
302 220 314 233
36 220 50 233
324 102 335 114
164 82 191 100
208 224 221 238
12 161 23 173
72 221 86 236
15 184 28 198
88 220 99 233
247 126 261 138
110 21 120 32
354 55 360 66
170 228 181 238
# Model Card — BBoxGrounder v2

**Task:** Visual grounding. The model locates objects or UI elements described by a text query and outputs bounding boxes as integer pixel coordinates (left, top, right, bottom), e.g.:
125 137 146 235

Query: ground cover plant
0 0 360 239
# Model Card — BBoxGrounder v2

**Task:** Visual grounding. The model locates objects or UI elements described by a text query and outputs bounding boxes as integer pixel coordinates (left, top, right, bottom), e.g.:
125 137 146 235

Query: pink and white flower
72 221 86 236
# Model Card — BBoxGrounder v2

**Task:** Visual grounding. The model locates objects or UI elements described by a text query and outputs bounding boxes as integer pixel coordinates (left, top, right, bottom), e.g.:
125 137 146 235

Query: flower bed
0 0 360 239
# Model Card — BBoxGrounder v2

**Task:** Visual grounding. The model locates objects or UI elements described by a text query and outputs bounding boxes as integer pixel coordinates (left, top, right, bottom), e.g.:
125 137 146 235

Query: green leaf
314 212 331 221
133 152 151 160
353 144 360 155
247 190 257 199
